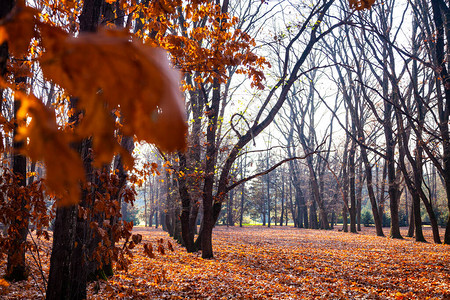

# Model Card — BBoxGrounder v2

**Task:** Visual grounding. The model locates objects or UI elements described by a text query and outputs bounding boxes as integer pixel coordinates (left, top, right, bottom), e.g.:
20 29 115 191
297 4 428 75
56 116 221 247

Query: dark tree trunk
178 152 195 251
356 159 363 231
46 95 80 298
407 200 414 237
228 189 234 226
349 138 357 233
47 0 102 298
395 112 426 242
266 156 271 228
330 210 335 230
1 1 29 282
0 0 13 76
309 200 318 229
342 136 349 233
239 155 246 227
46 206 77 300
70 138 94 300
429 0 450 244
239 185 245 227
412 192 425 242
287 140 307 228
6 72 28 282
288 180 297 228
200 78 221 259
384 98 402 239
280 170 285 226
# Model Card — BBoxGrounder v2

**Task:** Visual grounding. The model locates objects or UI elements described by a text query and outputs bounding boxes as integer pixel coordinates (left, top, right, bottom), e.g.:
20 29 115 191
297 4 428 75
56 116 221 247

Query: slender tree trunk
266 152 271 228
384 103 402 239
144 184 148 227
280 170 285 226
6 72 28 282
239 155 246 227
239 183 245 227
178 152 195 251
349 138 357 233
342 136 349 233
1 1 29 282
429 0 450 244
200 77 221 259
228 189 234 226
407 200 414 237
47 1 102 298
288 180 297 227
356 159 363 232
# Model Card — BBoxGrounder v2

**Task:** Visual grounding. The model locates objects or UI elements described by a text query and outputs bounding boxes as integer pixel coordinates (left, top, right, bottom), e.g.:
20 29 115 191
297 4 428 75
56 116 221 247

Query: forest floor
0 226 449 299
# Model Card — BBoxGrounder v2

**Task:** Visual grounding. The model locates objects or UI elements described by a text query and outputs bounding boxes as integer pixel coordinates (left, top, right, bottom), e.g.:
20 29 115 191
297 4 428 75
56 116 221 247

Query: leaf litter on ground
1 226 449 299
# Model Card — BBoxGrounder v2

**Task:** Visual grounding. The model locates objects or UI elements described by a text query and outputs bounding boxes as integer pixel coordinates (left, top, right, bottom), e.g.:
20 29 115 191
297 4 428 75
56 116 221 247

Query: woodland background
0 0 449 299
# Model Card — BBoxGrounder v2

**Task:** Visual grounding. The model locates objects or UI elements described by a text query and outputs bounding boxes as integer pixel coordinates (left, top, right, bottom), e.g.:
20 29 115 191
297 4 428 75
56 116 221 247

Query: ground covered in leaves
1 226 449 299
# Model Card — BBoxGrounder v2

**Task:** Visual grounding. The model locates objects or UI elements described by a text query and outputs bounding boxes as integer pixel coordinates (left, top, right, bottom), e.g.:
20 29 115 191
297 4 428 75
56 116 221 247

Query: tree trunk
342 137 349 233
266 161 271 228
6 71 29 282
356 159 363 231
47 1 102 298
349 138 357 233
280 170 285 226
407 200 414 237
228 189 234 226
309 200 319 229
200 77 221 259
46 205 77 300
1 1 29 282
384 104 402 239
70 138 94 300
239 183 245 227
178 152 195 251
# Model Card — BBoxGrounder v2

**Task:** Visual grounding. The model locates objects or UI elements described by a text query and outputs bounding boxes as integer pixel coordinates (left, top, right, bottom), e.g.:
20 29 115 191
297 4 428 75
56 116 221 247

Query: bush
382 213 391 227
398 210 408 227
435 209 448 228
361 210 374 227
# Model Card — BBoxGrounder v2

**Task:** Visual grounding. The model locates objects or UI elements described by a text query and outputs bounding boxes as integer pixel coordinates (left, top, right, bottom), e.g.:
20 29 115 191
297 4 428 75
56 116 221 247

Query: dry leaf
1 4 38 57
348 0 375 10
15 91 84 206
39 27 187 157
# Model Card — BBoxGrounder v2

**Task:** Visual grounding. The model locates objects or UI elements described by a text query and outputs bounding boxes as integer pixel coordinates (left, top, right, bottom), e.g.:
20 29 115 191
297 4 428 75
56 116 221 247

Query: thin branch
226 145 325 192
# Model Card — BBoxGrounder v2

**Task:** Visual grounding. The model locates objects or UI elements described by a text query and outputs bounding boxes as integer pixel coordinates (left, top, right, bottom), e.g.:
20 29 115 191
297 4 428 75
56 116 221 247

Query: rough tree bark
6 65 28 282
430 0 450 244
47 0 102 298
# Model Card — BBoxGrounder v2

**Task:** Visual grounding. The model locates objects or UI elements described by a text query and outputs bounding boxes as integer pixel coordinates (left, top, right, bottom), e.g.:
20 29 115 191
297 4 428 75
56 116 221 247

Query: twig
226 142 326 192
27 229 47 294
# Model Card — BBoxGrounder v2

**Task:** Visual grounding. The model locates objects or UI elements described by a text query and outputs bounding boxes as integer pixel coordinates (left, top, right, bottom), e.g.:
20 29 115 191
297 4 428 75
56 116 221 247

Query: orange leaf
39 27 187 156
348 0 375 10
15 91 84 206
2 4 39 57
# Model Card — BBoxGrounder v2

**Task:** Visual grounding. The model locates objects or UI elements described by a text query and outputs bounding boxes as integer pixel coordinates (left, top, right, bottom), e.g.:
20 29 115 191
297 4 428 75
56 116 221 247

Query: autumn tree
1 1 187 299
208 0 351 253
0 0 30 282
